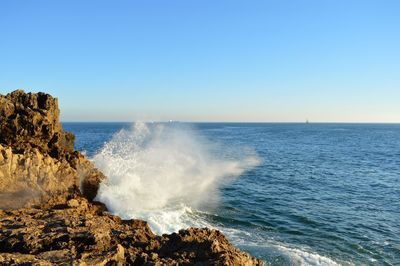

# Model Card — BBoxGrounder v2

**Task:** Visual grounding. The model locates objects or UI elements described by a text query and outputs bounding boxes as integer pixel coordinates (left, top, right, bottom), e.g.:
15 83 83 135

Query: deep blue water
64 122 400 265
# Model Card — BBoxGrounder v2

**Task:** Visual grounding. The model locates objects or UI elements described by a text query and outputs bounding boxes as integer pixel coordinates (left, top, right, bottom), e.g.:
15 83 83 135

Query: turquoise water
64 123 400 265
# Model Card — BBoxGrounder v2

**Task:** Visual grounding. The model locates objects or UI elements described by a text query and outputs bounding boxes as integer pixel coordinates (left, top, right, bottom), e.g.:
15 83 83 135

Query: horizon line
61 121 400 124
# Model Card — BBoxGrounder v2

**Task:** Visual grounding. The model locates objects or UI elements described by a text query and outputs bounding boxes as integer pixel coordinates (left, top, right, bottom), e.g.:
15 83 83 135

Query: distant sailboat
306 119 309 124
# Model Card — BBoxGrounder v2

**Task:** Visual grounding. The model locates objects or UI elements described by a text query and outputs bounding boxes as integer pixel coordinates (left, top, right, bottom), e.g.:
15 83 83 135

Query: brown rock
72 152 106 201
0 144 79 209
0 90 73 157
0 198 264 265
0 90 104 207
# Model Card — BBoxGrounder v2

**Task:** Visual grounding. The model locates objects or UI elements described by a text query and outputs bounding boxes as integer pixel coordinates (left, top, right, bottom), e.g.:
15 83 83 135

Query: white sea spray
93 121 260 233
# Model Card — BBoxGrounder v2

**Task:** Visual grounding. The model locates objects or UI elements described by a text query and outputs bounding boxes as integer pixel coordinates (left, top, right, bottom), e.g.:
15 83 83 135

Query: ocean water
63 122 400 265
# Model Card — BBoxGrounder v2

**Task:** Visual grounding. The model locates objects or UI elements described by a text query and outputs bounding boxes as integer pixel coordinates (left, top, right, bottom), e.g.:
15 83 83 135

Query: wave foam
276 244 343 266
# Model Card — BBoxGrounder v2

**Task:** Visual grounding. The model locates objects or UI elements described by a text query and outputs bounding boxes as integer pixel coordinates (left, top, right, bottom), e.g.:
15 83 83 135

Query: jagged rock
0 198 263 265
159 228 262 265
0 90 74 157
0 90 264 265
0 90 105 207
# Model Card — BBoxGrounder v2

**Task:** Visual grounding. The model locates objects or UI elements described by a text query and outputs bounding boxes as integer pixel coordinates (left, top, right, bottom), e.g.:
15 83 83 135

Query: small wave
216 226 344 266
275 244 344 266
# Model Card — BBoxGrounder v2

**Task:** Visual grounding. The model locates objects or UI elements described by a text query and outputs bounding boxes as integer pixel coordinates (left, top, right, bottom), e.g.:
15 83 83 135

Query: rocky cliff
0 90 104 209
0 90 264 265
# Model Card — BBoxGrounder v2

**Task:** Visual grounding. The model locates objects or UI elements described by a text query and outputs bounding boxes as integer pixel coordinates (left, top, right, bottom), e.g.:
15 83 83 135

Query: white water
222 227 344 266
93 122 259 233
92 122 342 265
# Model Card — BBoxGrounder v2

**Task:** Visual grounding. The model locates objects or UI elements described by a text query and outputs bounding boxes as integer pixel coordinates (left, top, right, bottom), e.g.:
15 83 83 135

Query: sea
63 122 400 265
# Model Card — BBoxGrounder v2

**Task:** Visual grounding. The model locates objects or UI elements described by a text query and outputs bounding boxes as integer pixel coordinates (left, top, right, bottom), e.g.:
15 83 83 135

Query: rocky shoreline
0 90 263 265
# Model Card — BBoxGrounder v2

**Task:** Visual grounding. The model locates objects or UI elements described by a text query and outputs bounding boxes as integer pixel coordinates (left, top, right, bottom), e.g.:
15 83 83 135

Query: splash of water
91 122 344 264
93 122 259 233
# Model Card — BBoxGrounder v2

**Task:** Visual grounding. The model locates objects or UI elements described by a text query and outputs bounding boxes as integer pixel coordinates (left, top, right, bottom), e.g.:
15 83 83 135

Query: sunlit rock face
0 90 104 208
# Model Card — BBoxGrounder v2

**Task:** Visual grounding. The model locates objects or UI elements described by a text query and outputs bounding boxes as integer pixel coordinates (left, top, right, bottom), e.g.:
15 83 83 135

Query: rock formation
0 90 264 265
0 90 105 209
0 90 74 157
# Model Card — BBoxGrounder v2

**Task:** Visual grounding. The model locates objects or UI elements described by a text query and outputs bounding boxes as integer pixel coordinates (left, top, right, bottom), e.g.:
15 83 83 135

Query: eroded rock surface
0 90 264 265
0 197 262 265
0 90 105 208
0 90 74 157
0 144 79 209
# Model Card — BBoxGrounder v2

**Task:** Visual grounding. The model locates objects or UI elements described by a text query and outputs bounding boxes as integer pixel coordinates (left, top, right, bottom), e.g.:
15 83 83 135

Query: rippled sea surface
64 123 400 265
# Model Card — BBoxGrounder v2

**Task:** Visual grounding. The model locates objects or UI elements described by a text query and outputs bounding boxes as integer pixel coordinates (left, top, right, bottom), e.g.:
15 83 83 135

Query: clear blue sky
1 0 399 122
